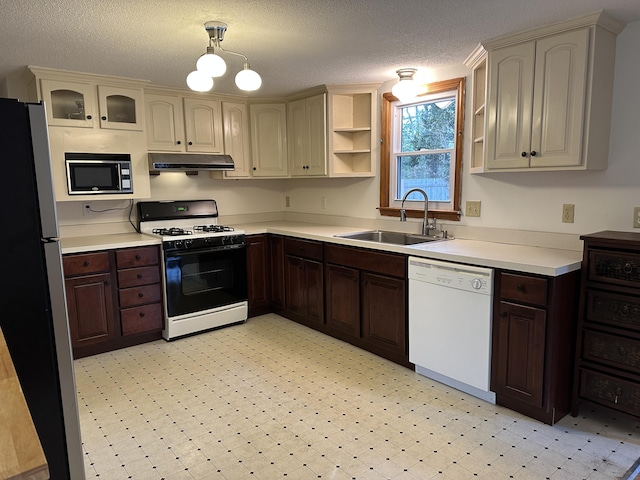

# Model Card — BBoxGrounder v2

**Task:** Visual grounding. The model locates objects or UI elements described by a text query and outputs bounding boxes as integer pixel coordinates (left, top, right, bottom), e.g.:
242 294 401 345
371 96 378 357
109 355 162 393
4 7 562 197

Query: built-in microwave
65 153 133 194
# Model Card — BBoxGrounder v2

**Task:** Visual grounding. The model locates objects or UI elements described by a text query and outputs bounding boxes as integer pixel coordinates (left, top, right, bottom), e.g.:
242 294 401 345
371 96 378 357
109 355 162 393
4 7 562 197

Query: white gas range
138 200 248 340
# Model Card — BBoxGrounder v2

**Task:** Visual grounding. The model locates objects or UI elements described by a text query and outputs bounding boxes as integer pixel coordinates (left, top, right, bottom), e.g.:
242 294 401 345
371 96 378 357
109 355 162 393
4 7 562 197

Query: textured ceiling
2 0 640 97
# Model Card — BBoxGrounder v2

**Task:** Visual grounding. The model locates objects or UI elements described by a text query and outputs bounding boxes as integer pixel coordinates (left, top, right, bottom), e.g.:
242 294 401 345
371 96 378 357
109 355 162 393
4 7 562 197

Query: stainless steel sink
335 230 447 246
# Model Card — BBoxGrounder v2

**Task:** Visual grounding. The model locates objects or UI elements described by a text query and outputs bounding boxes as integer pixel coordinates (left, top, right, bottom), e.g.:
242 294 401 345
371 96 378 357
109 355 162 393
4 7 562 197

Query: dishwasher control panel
408 257 493 295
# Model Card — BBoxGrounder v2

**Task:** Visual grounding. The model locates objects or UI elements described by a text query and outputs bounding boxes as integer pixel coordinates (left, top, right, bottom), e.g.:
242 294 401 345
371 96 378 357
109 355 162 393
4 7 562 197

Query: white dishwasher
408 257 496 404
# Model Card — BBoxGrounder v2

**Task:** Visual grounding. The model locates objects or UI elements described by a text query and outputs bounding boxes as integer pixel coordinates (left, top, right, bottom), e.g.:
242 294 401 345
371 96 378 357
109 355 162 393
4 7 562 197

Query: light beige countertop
61 221 583 276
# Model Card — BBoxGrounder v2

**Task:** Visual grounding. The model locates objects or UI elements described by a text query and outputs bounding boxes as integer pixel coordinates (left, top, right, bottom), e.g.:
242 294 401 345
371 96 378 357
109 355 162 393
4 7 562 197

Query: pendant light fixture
186 21 262 93
391 68 420 103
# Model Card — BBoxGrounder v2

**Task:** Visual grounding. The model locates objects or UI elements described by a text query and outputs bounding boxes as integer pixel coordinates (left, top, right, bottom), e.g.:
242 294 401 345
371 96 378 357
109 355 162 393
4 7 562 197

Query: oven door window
165 246 247 318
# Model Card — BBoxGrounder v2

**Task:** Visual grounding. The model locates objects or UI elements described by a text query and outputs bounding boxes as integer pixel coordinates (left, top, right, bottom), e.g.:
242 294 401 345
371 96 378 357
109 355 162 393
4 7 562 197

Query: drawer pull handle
614 387 623 404
516 284 525 292
138 293 144 298
137 274 143 279
621 304 630 316
139 312 145 317
624 262 633 274
83 261 89 267
135 254 142 260
619 347 627 356
501 311 508 318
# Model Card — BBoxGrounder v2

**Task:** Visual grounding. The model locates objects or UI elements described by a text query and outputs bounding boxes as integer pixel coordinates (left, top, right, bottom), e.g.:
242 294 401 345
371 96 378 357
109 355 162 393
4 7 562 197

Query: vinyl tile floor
75 314 640 480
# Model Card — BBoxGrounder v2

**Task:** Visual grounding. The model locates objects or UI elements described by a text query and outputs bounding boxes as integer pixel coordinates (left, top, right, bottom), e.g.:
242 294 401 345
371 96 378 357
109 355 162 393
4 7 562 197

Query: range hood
148 153 234 174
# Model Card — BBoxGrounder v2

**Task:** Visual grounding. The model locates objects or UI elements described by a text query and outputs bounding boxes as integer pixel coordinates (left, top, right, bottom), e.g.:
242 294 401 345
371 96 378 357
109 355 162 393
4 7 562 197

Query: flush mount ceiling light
186 21 262 93
391 68 420 103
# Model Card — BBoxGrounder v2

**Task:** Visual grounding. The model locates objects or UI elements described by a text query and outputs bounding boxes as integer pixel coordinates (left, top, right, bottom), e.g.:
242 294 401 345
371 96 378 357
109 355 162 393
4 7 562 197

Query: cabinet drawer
120 303 163 335
585 289 640 332
324 244 405 278
119 284 162 308
500 272 547 307
63 252 110 276
582 329 640 373
284 237 323 261
578 368 640 417
117 266 161 288
116 246 159 269
588 249 640 288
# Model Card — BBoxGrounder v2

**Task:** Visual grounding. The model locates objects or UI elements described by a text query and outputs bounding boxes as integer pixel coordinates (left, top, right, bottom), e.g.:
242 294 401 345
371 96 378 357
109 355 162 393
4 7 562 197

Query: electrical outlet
82 202 92 216
285 196 290 208
634 207 640 228
562 204 575 223
465 201 481 217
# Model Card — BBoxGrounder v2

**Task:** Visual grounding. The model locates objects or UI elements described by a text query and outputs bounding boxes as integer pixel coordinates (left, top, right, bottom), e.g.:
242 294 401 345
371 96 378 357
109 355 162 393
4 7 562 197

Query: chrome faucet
400 188 436 236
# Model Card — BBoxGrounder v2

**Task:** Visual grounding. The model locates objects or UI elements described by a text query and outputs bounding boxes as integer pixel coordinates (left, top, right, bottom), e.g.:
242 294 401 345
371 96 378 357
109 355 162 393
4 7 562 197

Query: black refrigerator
0 98 85 479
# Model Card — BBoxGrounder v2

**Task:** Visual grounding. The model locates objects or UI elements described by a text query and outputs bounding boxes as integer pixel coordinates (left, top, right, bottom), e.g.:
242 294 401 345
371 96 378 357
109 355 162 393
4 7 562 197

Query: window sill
379 207 461 221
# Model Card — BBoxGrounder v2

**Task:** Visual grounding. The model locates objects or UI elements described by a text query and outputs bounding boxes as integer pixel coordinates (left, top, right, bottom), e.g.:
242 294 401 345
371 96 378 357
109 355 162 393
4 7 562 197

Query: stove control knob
165 241 174 249
175 240 184 248
205 237 214 245
184 239 193 247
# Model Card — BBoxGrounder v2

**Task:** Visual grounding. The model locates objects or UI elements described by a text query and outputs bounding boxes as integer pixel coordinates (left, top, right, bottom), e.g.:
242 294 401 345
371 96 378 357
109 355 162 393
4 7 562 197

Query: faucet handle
400 209 407 222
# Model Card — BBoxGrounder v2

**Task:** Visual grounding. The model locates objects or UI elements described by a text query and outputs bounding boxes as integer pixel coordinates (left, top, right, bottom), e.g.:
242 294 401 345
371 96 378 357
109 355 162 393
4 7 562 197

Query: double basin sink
335 230 448 247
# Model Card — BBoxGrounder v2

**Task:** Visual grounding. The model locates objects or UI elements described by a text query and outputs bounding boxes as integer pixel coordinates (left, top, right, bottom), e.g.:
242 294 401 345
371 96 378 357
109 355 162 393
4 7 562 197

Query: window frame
379 77 465 221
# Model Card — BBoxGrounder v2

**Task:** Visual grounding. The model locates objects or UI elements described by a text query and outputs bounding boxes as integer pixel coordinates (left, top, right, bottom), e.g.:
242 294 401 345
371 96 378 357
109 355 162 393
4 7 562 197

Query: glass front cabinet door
41 79 96 128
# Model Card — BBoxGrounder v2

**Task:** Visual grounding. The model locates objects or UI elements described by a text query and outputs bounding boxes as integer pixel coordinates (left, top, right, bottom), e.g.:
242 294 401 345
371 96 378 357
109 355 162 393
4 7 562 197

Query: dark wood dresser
572 231 640 418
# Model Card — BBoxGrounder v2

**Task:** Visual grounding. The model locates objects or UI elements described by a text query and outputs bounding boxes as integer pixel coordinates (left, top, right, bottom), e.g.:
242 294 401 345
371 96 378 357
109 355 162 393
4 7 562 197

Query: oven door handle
164 243 246 256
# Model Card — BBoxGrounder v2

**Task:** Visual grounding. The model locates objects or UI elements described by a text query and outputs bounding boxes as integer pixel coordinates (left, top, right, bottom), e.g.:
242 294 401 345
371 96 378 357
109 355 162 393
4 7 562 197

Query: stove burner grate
193 225 235 233
152 227 193 236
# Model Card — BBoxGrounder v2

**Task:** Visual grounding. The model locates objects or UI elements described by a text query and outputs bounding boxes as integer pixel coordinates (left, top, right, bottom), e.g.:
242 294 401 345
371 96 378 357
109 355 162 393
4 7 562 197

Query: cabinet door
285 255 306 316
325 264 360 337
97 85 144 131
486 42 535 169
305 259 324 325
529 29 589 168
65 273 116 351
288 98 307 175
246 235 270 316
250 103 289 177
361 272 406 356
270 236 286 308
306 93 327 176
145 94 185 151
183 97 224 153
40 79 96 128
495 301 546 407
222 102 251 178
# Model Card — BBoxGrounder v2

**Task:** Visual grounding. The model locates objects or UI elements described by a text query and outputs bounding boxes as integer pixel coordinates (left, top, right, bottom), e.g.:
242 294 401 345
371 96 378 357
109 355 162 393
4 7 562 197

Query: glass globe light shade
186 70 214 92
235 68 262 91
392 78 420 103
196 52 227 77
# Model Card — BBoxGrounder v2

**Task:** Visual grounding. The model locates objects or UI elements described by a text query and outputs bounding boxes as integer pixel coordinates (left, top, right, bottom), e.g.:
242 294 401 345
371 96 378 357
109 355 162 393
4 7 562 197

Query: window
379 77 465 221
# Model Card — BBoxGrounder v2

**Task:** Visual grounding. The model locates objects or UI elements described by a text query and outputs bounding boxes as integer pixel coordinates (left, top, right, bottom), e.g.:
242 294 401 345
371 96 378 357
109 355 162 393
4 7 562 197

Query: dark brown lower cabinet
325 264 360 337
491 269 579 424
246 234 271 317
63 246 163 358
285 252 324 326
269 235 285 309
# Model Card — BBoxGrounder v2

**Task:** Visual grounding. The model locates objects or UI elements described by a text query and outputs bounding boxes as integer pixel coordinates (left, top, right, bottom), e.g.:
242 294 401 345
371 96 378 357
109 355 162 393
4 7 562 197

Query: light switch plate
634 207 640 228
465 201 481 217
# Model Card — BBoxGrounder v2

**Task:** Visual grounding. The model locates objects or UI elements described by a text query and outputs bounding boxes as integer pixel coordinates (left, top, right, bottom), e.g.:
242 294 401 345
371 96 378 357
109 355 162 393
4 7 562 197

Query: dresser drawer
588 249 640 288
120 303 163 336
500 272 547 307
585 289 640 332
63 252 110 276
284 237 323 261
116 246 159 269
579 368 640 417
117 266 161 288
119 284 162 308
582 329 640 373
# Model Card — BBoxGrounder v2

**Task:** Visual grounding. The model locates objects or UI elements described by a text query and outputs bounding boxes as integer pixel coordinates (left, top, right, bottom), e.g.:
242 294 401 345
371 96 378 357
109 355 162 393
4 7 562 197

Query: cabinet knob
530 151 537 157
135 254 141 260
86 115 92 120
516 284 526 292
105 280 110 286
253 167 257 170
500 311 508 318
521 152 527 157
619 347 627 356
614 387 623 404
83 261 89 267
176 140 182 145
137 273 143 279
139 312 145 317
188 141 193 145
138 292 144 298
624 262 633 274
101 116 107 121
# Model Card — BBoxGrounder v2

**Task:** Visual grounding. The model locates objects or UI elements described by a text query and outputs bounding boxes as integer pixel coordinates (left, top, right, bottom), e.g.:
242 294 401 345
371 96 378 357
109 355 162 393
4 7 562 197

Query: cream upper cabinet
40 80 144 131
486 29 588 169
222 102 251 178
144 93 223 154
477 12 624 172
249 103 288 177
288 93 327 177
